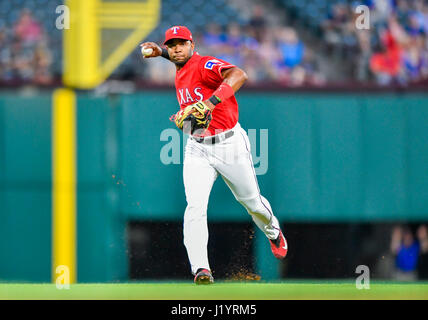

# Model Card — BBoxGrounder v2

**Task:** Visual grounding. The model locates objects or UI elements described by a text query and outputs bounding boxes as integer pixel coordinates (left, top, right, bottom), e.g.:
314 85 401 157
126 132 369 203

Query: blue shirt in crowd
396 242 420 272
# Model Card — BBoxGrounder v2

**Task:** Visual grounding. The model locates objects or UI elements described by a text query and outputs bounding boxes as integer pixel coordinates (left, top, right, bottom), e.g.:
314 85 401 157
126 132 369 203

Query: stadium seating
276 0 356 29
0 0 244 78
1 0 427 85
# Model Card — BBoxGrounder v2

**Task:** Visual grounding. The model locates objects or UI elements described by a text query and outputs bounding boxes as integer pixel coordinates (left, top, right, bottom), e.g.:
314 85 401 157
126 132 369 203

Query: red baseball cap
164 26 193 45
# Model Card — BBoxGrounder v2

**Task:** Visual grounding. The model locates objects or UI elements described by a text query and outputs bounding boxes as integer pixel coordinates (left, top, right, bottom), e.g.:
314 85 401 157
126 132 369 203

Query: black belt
194 130 234 144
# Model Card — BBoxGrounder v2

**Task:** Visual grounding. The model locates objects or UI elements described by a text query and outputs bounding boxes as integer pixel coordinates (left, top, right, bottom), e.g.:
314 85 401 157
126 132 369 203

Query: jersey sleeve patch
204 59 223 70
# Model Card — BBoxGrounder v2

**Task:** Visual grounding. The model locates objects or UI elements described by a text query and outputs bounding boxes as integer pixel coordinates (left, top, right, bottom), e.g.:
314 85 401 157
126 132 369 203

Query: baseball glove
170 101 212 134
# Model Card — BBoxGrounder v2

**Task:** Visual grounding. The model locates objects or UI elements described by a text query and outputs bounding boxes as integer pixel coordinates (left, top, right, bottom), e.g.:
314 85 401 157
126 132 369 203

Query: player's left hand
170 101 212 134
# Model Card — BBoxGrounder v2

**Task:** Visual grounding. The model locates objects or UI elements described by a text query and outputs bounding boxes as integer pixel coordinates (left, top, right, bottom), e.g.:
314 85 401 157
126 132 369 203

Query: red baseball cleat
270 230 288 259
194 268 214 285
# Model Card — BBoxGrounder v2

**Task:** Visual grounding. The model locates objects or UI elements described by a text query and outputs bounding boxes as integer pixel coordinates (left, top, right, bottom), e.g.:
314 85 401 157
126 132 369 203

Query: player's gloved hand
170 101 212 134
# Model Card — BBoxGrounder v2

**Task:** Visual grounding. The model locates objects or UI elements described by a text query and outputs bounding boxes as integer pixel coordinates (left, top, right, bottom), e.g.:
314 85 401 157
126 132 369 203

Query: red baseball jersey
174 52 238 136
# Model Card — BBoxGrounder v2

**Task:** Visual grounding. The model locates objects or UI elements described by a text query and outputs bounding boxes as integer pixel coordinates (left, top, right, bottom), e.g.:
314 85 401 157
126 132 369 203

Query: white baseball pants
182 122 281 275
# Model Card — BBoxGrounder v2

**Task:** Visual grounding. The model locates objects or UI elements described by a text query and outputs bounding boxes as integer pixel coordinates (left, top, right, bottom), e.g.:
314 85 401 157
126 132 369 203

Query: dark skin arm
139 41 248 109
221 67 248 94
204 67 249 110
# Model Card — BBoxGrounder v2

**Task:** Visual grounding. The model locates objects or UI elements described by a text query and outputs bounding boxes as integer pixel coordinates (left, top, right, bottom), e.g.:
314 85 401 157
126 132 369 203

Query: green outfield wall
0 91 427 282
119 92 428 222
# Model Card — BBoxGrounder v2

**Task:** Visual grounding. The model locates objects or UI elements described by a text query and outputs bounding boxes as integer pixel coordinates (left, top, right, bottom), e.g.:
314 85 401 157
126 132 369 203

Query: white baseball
141 47 153 56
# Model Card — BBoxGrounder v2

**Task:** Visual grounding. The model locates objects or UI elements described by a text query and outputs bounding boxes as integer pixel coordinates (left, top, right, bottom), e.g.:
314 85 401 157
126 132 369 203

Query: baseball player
140 26 287 285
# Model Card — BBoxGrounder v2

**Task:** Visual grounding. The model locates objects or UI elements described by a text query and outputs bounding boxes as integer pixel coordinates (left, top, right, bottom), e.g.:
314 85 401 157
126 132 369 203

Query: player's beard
173 49 193 67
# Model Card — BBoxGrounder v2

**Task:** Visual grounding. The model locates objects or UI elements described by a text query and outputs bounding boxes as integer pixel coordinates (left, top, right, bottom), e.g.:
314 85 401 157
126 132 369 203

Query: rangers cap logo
164 26 193 45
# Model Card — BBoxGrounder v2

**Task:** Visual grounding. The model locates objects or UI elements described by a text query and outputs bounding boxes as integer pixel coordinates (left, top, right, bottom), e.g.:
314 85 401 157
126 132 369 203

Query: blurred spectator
395 0 411 25
253 31 282 82
402 34 428 81
0 28 13 80
416 225 428 279
390 226 420 281
248 5 267 42
300 49 326 86
33 39 53 85
11 37 34 81
220 23 243 66
277 27 305 69
422 1 428 33
369 19 404 85
405 8 426 36
239 27 263 83
13 9 42 46
322 3 350 51
242 26 260 52
202 23 226 57
354 27 372 81
371 0 395 24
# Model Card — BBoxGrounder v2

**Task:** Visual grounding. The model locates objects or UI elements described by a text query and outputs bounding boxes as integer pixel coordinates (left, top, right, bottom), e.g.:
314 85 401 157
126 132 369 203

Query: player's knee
184 204 207 222
239 196 273 225
239 196 265 215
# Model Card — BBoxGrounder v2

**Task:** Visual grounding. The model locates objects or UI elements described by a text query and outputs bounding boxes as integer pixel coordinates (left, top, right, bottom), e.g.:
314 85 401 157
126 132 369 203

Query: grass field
1 280 428 300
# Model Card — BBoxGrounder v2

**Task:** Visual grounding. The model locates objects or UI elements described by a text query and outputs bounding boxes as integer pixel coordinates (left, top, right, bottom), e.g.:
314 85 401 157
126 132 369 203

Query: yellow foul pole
52 0 99 285
52 88 77 284
52 0 160 284
64 0 100 88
